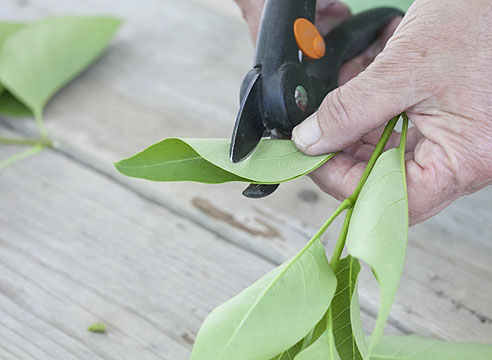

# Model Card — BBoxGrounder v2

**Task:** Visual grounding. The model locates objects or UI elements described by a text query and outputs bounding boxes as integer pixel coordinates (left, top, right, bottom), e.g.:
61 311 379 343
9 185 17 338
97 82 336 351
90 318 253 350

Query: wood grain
0 0 491 353
0 142 399 358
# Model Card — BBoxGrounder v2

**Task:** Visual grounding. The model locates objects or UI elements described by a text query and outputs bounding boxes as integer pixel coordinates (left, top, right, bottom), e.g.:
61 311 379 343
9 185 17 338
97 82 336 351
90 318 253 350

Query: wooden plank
1 0 491 343
0 142 399 358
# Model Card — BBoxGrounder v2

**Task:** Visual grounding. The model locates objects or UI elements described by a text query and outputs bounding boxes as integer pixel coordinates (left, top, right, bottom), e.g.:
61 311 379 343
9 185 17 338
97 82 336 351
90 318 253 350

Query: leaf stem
347 116 399 205
330 206 354 272
0 136 53 147
34 111 49 139
400 113 409 193
0 145 44 170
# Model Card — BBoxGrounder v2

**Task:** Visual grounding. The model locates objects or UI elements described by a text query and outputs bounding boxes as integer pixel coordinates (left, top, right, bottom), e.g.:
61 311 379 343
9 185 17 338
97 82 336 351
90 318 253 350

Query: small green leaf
331 256 365 360
0 16 121 117
341 0 414 13
371 336 492 359
115 138 333 184
87 322 106 333
190 239 337 360
346 147 408 351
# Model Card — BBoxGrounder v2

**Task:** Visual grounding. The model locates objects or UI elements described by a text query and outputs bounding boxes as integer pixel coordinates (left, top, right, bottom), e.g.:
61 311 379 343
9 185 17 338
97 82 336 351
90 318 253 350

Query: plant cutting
0 15 121 169
116 113 492 359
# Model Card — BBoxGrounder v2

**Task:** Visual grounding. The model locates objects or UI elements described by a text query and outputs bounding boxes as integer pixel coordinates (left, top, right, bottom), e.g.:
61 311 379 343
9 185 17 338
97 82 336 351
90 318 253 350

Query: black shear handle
307 7 404 104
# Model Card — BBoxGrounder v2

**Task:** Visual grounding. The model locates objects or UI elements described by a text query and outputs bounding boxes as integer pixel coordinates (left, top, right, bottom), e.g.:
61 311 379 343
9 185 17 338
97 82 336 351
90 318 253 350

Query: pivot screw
295 85 308 111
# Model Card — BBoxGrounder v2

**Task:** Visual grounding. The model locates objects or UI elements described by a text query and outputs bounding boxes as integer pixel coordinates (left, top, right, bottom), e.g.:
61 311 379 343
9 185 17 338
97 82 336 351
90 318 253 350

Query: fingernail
292 112 321 149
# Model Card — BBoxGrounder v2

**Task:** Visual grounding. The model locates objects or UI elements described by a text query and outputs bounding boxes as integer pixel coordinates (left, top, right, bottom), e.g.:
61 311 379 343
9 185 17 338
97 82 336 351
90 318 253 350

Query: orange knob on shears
293 18 326 60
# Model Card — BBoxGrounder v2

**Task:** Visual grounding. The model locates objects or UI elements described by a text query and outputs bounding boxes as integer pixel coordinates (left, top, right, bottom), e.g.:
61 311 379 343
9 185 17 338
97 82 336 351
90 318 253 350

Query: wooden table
0 1 491 358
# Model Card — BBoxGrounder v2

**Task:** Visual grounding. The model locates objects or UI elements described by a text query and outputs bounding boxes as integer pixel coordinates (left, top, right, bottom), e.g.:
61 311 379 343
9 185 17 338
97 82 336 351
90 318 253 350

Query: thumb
292 50 422 155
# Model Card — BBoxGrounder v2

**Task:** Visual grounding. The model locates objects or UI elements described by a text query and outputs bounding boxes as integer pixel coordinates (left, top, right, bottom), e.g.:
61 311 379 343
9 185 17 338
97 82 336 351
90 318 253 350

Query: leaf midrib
116 156 203 169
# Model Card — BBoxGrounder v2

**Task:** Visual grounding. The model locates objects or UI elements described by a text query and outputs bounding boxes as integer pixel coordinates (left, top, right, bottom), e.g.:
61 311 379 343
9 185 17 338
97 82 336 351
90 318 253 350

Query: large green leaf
115 138 333 184
331 256 365 360
371 336 492 359
190 239 337 360
0 22 25 108
341 0 414 13
0 22 24 44
346 147 408 351
0 16 121 117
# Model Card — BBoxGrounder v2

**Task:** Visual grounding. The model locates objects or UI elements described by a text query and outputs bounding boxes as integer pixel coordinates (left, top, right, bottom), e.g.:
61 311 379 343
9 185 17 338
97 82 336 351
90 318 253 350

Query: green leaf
190 239 337 360
115 138 333 184
0 22 25 99
0 92 32 117
0 22 25 44
331 256 365 360
341 0 414 13
295 332 341 360
346 147 408 351
371 336 492 359
0 16 121 117
270 341 303 360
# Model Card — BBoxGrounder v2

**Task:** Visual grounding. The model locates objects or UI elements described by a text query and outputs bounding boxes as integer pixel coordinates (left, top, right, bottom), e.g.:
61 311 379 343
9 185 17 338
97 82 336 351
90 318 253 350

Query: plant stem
34 111 49 139
328 115 400 269
330 206 354 272
400 113 409 193
347 115 399 205
0 145 44 170
0 136 52 147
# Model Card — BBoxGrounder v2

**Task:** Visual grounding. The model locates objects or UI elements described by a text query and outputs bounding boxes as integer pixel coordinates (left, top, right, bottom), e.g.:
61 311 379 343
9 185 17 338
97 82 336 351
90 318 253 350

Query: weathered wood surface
0 140 399 359
0 0 491 357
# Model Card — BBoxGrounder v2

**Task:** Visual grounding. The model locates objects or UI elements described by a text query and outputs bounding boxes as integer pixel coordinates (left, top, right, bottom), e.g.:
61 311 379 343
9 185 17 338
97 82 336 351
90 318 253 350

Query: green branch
0 145 44 170
0 136 53 147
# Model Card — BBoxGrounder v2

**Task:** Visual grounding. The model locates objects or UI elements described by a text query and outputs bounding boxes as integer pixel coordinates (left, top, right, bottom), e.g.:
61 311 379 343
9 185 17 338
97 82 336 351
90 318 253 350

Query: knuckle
318 88 354 142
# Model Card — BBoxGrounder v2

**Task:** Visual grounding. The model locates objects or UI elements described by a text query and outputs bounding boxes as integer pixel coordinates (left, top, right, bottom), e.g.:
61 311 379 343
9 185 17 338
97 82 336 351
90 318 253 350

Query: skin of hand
235 0 492 225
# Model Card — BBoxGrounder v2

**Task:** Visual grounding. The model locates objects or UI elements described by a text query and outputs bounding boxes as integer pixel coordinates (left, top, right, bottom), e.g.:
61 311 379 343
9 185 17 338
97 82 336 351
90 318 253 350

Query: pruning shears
229 0 403 198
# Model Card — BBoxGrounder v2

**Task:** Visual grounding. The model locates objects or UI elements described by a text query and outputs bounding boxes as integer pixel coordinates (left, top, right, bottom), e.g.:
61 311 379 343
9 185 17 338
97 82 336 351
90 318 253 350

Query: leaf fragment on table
346 147 408 351
115 138 333 184
190 239 337 360
87 322 106 333
0 16 121 117
371 336 492 359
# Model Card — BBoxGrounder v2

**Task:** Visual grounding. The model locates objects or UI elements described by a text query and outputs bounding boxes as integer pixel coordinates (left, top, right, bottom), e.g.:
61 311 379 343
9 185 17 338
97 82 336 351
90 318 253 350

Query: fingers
405 138 459 225
309 136 460 226
315 0 351 36
234 0 265 44
292 18 428 156
309 152 366 201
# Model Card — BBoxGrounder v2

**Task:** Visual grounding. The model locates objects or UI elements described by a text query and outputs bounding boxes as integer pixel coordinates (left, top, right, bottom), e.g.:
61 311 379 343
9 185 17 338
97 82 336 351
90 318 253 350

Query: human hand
291 0 492 224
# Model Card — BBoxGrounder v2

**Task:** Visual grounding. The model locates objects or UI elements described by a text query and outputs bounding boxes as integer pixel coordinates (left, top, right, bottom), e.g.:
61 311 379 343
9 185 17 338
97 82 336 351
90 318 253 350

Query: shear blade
229 72 265 163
